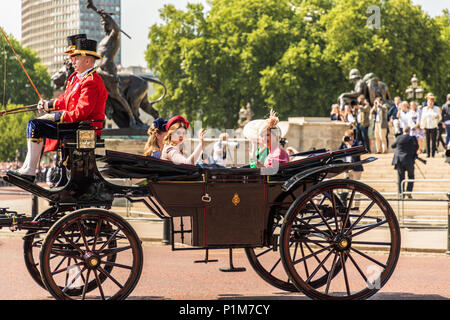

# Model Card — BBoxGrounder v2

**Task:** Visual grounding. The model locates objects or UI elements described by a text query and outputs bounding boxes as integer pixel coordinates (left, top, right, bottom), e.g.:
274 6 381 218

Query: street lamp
405 74 424 102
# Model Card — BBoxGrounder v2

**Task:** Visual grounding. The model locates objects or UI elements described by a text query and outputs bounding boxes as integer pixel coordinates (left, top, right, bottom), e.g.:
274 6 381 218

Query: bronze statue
51 57 74 90
88 3 137 127
237 102 254 128
338 69 391 108
51 1 163 128
338 69 369 109
363 73 391 105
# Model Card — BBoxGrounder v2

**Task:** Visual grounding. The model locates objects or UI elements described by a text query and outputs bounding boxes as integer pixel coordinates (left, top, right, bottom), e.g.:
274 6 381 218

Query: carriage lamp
77 130 96 149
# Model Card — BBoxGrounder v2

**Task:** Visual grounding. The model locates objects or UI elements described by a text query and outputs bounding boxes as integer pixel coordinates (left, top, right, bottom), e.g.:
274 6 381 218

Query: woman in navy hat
144 118 168 158
161 116 206 165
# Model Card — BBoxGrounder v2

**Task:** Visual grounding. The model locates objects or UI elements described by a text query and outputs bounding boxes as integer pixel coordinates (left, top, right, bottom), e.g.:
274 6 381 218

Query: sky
0 0 448 68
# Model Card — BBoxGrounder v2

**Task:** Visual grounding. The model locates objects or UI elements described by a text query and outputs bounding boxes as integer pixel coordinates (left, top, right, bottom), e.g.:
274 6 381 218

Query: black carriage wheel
24 229 47 289
23 207 62 289
280 179 401 300
39 209 143 300
245 183 346 292
24 207 117 296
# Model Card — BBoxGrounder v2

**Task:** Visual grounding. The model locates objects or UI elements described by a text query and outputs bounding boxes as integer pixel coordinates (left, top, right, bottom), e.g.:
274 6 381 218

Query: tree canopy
0 105 34 161
0 30 53 107
146 0 449 129
0 30 53 161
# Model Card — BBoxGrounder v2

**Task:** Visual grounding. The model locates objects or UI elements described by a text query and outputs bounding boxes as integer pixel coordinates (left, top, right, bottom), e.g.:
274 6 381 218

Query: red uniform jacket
44 69 108 152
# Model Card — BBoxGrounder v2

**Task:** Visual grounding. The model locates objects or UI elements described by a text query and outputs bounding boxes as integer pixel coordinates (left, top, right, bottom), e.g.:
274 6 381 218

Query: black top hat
70 38 102 60
64 34 87 54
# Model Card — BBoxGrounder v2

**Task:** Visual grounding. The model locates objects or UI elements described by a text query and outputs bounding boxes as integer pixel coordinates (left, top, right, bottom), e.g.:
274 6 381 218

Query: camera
344 136 352 142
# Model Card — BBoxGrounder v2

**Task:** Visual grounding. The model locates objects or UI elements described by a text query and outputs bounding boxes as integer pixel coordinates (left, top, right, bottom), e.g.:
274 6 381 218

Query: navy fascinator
153 118 168 132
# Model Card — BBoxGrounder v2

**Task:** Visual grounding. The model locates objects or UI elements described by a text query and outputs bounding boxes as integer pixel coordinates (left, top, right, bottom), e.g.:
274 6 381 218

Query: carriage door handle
202 194 211 203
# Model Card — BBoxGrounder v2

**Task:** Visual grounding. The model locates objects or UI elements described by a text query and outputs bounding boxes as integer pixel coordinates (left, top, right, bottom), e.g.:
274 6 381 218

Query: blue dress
148 150 161 159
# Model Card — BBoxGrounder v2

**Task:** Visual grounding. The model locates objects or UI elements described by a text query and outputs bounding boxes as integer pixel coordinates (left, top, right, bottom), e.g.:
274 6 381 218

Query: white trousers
18 140 43 176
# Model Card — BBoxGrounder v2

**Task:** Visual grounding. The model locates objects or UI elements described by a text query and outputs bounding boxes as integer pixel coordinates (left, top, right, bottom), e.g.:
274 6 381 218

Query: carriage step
219 248 246 272
194 249 218 264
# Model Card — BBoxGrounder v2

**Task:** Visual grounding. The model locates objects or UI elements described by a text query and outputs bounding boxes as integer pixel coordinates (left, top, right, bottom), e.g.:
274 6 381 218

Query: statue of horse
51 68 164 129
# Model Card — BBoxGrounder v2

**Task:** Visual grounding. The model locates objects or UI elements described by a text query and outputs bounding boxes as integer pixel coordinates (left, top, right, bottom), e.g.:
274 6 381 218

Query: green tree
321 0 449 103
0 104 34 161
0 30 53 107
146 0 450 128
432 9 450 102
147 0 311 128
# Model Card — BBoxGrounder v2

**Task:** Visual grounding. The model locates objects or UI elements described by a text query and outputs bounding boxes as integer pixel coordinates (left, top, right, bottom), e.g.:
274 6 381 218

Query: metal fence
0 177 449 251
358 178 449 226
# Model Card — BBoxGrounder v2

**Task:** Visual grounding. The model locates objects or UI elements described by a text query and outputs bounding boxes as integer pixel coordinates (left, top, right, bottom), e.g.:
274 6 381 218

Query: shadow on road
372 292 448 300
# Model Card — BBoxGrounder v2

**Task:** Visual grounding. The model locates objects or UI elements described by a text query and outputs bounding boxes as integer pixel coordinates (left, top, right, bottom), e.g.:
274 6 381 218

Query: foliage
321 0 449 102
146 0 450 129
0 104 34 161
0 30 53 106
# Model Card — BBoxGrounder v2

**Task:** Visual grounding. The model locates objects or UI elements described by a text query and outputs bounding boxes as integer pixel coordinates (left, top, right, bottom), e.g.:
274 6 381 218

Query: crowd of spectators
331 92 450 160
0 160 52 186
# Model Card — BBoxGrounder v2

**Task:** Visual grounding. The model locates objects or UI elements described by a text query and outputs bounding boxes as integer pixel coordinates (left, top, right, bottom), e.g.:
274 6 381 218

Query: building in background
21 0 121 75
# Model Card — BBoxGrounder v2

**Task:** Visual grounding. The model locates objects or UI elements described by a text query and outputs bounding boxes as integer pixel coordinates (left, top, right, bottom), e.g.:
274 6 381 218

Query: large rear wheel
245 182 347 291
280 179 401 300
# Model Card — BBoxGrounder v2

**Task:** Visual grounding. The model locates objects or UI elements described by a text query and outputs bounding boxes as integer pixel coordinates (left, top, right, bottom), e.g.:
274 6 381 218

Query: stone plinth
282 117 351 152
103 138 148 156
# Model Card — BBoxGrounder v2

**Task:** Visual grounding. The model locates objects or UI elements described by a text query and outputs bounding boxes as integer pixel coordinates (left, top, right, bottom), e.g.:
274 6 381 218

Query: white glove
37 99 50 113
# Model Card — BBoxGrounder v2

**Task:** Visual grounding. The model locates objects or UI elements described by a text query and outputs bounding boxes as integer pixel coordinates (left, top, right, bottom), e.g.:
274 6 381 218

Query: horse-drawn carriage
0 121 400 300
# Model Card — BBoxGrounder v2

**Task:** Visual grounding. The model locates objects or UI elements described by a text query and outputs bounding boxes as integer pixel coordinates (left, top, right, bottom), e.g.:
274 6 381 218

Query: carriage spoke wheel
280 179 400 300
245 207 297 292
24 208 116 296
24 207 65 290
245 183 345 292
39 209 143 300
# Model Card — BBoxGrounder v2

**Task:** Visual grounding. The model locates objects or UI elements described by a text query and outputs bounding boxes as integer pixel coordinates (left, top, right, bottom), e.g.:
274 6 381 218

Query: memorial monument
51 0 164 130
338 68 392 108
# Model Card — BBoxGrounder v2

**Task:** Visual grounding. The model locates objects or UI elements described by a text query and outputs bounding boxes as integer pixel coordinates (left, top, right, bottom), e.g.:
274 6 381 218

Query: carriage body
0 122 400 300
101 145 374 250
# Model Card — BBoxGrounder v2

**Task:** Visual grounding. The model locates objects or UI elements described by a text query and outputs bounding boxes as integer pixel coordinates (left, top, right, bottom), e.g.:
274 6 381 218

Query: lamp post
405 74 424 102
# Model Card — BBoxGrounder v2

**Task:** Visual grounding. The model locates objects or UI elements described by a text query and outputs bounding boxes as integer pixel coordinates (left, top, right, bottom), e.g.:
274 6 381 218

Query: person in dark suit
391 126 419 198
339 129 364 210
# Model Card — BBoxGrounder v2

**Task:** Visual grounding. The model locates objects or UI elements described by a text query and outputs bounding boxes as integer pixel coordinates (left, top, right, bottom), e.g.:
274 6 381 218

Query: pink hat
166 115 189 131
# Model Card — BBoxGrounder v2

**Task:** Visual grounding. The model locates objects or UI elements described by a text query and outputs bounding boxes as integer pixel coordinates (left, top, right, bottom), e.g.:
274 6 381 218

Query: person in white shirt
420 93 442 158
397 101 410 134
212 133 238 167
343 105 355 124
408 101 424 153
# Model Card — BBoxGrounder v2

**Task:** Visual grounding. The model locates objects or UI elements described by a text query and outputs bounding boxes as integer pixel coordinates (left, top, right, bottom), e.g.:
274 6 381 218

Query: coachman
9 37 108 182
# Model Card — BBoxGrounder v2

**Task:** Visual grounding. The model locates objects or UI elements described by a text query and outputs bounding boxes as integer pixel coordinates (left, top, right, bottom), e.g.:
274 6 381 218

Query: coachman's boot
9 140 44 183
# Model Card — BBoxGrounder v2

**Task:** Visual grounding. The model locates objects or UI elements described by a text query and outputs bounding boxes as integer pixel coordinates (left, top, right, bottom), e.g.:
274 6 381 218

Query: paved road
0 238 448 300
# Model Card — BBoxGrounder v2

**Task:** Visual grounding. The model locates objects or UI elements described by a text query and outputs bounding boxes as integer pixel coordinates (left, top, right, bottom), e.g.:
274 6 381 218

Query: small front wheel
39 209 143 300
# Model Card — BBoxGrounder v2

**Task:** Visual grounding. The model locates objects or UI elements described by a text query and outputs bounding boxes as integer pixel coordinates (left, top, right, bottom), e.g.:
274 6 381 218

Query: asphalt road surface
0 238 448 300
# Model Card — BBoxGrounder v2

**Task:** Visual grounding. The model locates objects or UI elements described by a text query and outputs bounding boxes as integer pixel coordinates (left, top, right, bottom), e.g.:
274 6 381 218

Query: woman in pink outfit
254 110 290 168
160 116 206 165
